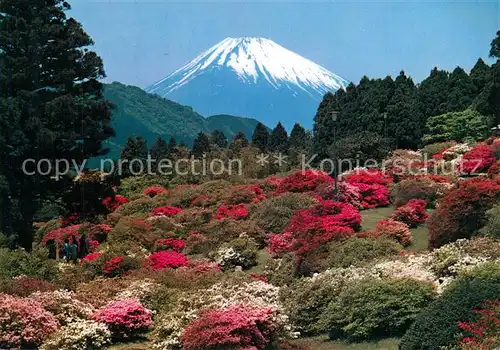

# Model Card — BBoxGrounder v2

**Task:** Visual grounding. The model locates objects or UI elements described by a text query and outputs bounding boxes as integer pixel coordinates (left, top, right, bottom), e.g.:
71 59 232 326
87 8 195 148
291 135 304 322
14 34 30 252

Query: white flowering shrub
30 289 95 325
211 236 258 270
114 278 159 305
41 319 111 350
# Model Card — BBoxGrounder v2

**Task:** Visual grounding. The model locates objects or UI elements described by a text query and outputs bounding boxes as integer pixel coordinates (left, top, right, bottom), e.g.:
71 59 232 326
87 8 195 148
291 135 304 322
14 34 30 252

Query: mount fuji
145 37 349 129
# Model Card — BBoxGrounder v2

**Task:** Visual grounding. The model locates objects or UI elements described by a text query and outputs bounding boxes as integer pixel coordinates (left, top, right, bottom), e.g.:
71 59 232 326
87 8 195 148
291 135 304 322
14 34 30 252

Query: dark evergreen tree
251 122 270 152
312 92 339 161
150 136 169 164
228 132 249 154
210 130 228 148
192 132 211 157
120 136 148 176
289 123 307 150
418 68 450 119
386 71 423 149
167 137 177 156
446 66 477 112
0 0 114 248
470 58 491 92
268 122 289 153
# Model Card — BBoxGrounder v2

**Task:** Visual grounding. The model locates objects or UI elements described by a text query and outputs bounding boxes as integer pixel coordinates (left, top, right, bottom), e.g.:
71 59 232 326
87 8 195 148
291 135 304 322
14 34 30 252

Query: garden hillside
1 137 500 349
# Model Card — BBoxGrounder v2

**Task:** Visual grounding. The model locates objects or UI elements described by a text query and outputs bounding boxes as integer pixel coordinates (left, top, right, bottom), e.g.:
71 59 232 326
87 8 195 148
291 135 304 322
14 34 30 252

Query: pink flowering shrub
391 199 429 227
458 300 500 350
343 168 393 186
145 251 188 270
144 185 167 197
0 293 59 349
102 195 129 212
86 223 112 242
60 213 80 227
215 203 249 220
183 259 221 274
277 169 333 193
92 299 152 340
42 224 81 245
317 181 363 209
459 145 496 175
81 252 103 264
267 200 359 256
154 238 186 252
4 276 57 297
373 219 412 247
151 205 183 217
351 182 390 209
180 305 278 350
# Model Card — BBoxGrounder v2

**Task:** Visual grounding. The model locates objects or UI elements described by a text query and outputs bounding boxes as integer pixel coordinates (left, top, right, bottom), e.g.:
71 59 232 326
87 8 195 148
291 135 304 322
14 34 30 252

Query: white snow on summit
147 37 348 96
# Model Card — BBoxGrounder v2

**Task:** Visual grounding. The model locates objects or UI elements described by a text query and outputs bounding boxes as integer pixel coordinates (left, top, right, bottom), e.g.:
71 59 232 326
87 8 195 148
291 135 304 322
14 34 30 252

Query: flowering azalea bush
154 238 186 252
458 300 500 349
102 256 139 277
92 299 152 340
3 275 57 297
145 250 189 270
277 169 333 193
350 182 390 209
144 185 167 197
180 305 278 350
102 195 129 212
81 252 103 264
226 184 266 204
343 168 393 186
267 201 360 256
31 290 95 325
316 181 363 209
215 203 249 220
42 224 81 245
41 319 111 350
373 219 412 247
0 293 59 349
182 259 221 274
459 145 496 175
391 199 429 227
428 178 500 248
151 205 183 217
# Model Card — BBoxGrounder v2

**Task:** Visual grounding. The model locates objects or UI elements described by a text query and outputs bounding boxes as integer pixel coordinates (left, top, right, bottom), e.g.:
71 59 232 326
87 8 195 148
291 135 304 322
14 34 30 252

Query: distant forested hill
102 82 264 159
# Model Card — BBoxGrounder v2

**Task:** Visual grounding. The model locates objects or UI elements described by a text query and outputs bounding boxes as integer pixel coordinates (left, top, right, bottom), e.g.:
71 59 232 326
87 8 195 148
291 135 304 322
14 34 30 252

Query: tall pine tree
120 136 148 176
210 130 228 148
0 0 114 248
150 137 169 161
446 66 477 112
418 67 450 120
192 132 211 157
251 122 269 152
268 122 289 153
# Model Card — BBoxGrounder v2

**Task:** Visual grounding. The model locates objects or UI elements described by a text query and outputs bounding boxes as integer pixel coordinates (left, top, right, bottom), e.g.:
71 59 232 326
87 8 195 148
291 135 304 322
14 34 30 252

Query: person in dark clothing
7 234 18 250
70 236 78 264
47 239 56 259
78 233 89 259
63 238 71 261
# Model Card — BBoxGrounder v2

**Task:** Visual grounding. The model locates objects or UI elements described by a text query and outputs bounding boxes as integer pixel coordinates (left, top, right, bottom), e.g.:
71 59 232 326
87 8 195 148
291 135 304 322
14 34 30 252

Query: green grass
289 335 400 349
360 206 429 252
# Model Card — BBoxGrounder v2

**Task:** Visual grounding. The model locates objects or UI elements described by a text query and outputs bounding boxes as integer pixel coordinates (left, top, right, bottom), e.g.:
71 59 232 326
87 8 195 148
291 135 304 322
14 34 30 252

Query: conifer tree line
313 31 500 160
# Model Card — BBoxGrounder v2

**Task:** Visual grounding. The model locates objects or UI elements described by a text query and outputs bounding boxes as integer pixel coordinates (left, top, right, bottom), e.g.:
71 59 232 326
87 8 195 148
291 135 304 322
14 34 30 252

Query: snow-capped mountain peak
147 37 348 97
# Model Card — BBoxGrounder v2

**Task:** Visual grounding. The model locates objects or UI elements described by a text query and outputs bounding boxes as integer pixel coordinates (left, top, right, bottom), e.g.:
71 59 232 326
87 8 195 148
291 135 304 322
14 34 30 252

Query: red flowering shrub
215 203 249 220
42 224 82 245
316 181 363 209
60 213 79 227
458 300 500 350
267 200 359 256
180 305 278 350
226 184 266 204
459 145 496 175
391 199 429 227
92 299 152 340
277 169 333 193
2 276 57 297
373 219 412 247
249 273 268 283
154 238 186 252
0 293 59 348
343 168 393 186
262 176 282 191
487 161 499 180
81 252 103 264
102 256 139 277
88 239 100 252
145 251 188 271
102 195 129 212
151 205 183 217
86 223 112 242
144 185 167 197
353 183 390 209
183 259 221 274
428 178 500 248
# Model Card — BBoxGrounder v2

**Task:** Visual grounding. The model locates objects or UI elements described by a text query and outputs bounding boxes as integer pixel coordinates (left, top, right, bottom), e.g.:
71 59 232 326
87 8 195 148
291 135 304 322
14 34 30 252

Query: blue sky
70 1 499 88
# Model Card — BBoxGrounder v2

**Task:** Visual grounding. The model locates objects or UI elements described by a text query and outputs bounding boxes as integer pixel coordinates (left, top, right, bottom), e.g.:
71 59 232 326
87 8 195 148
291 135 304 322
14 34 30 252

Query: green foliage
266 253 297 287
268 122 289 153
400 262 500 349
192 132 211 157
209 130 228 148
421 141 457 158
0 0 114 248
318 278 436 341
479 204 500 238
0 247 59 281
390 177 441 208
326 237 402 269
150 136 169 162
120 136 148 176
422 108 491 144
251 122 270 152
118 175 169 199
249 193 316 233
333 131 393 167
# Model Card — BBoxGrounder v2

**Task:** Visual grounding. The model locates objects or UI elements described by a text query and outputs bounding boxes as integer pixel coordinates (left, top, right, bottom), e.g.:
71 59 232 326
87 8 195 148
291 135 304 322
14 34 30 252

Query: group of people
46 234 90 263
